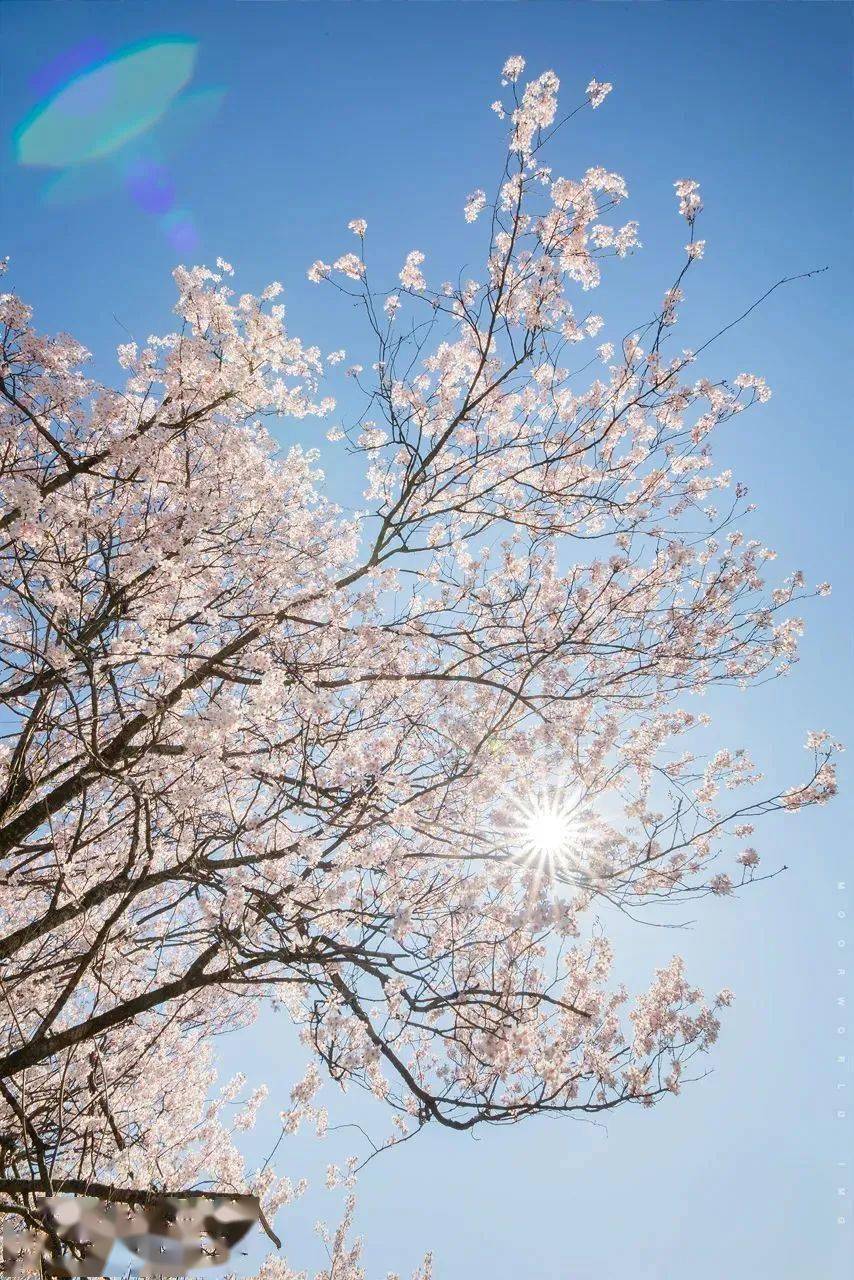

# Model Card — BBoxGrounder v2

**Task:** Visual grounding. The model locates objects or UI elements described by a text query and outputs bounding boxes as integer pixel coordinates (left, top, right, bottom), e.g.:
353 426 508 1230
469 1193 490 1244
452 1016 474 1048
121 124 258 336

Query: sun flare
522 807 571 855
510 788 586 871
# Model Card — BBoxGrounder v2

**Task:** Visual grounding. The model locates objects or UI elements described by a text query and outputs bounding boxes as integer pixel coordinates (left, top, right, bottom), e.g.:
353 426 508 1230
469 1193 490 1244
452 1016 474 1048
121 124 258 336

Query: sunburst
503 785 590 881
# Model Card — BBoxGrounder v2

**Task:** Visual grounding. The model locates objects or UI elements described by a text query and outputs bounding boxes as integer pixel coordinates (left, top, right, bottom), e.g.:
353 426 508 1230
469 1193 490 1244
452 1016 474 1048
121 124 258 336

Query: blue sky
1 3 852 1277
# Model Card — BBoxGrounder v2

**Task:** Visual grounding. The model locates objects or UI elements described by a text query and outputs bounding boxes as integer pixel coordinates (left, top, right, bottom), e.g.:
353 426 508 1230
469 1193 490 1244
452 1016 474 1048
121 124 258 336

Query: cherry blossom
586 79 613 109
463 189 487 223
502 55 526 83
0 54 838 1278
398 249 426 291
675 178 703 223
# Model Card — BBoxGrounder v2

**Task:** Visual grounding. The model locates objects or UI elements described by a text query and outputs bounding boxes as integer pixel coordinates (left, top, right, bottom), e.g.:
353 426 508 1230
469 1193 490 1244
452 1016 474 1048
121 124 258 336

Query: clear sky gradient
1 3 852 1278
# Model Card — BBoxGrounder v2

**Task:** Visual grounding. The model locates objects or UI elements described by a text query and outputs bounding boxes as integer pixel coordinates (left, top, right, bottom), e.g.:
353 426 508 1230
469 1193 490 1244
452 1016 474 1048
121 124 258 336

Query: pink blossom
502 55 526 82
399 249 426 291
0 54 838 1279
464 189 487 223
586 78 613 109
674 178 703 223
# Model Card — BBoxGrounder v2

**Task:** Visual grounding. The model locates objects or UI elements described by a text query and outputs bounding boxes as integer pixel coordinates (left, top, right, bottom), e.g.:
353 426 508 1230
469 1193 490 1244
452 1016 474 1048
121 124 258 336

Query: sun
522 806 571 855
509 787 585 871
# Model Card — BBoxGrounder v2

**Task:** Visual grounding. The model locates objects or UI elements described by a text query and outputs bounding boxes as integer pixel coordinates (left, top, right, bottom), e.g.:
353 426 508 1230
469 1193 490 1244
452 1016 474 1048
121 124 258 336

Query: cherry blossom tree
0 56 838 1278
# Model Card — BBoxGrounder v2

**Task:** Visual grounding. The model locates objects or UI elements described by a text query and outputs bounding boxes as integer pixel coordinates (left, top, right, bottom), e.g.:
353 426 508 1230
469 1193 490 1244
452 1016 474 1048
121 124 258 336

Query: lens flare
522 806 571 855
511 787 585 870
15 37 197 167
514 783 581 855
15 38 224 256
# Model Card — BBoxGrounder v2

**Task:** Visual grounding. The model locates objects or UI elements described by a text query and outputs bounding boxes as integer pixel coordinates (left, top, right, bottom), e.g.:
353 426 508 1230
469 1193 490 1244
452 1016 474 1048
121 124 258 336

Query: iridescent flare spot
15 37 198 167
